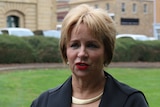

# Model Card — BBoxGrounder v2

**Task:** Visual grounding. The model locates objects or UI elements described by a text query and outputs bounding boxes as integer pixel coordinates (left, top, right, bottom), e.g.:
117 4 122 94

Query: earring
67 61 69 65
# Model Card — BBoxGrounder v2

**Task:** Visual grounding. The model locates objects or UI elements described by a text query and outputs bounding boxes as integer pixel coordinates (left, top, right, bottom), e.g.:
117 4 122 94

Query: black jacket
31 71 148 107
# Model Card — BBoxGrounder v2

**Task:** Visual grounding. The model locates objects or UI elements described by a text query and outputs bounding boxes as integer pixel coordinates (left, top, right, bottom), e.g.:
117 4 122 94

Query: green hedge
0 35 35 63
24 36 61 63
112 38 160 62
0 35 160 64
0 35 62 64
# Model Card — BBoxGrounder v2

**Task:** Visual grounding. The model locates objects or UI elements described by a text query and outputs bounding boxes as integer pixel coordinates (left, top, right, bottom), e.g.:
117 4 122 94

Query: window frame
132 3 137 13
106 3 110 11
121 3 125 13
143 4 148 14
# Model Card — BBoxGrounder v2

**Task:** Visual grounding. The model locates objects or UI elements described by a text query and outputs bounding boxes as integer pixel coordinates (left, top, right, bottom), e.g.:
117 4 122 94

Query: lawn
0 68 159 107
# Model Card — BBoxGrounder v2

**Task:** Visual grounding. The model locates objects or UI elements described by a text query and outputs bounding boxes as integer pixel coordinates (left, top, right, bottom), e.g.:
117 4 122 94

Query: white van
0 28 34 37
0 31 2 35
33 30 61 38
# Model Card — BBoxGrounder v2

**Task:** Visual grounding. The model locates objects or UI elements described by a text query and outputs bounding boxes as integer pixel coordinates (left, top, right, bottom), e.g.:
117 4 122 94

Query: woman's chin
73 70 90 78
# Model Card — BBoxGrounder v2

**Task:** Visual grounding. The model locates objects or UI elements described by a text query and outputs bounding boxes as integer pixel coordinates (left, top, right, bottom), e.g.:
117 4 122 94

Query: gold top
72 92 103 105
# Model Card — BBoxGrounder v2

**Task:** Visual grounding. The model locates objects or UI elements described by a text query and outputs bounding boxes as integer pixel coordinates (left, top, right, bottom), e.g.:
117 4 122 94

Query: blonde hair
60 4 116 66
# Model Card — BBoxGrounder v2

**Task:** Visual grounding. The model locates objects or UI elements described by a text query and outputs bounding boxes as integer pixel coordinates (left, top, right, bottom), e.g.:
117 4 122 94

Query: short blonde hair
60 4 116 66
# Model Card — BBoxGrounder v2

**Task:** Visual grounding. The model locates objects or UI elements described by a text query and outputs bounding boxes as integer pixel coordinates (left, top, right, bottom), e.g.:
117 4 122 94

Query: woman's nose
77 47 88 58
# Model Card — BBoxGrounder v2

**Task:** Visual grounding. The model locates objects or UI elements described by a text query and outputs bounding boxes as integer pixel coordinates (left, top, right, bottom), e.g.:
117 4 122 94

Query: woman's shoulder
30 77 72 107
105 71 139 94
30 85 62 107
104 71 148 106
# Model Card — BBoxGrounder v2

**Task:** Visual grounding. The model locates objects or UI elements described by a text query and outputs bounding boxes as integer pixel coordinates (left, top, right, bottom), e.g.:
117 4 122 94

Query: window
133 3 137 13
121 18 139 25
57 16 64 22
144 4 148 13
106 3 110 11
7 16 19 27
121 3 125 12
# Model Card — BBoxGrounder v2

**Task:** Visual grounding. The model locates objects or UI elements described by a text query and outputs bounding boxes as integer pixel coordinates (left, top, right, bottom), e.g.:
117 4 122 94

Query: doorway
7 15 19 27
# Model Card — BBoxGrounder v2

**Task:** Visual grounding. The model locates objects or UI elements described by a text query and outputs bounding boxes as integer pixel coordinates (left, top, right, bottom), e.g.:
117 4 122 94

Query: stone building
0 0 57 31
154 0 160 39
69 0 155 37
155 0 160 23
56 0 69 30
56 0 69 24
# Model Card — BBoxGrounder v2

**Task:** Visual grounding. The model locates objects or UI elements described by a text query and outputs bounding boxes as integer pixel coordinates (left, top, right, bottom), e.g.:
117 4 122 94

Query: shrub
0 35 62 63
113 38 135 61
0 35 35 63
141 41 160 61
23 36 62 62
113 39 160 62
0 34 159 63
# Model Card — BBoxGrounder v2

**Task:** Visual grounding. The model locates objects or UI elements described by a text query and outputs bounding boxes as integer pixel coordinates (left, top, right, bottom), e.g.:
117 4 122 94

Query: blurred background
0 0 159 39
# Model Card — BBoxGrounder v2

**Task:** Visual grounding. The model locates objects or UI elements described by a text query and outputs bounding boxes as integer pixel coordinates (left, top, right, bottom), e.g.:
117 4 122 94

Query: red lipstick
76 63 88 70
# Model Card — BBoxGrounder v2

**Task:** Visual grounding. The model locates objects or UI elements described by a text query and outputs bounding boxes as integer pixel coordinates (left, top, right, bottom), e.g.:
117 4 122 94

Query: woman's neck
72 72 106 99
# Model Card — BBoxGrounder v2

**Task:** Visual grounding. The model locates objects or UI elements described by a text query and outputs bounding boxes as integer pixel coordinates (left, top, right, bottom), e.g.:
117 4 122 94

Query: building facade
0 0 57 31
154 0 160 39
56 0 69 30
69 0 155 37
155 0 160 23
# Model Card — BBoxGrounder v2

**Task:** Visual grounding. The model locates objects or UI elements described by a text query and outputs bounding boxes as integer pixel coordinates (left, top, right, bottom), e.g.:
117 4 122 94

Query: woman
31 4 148 107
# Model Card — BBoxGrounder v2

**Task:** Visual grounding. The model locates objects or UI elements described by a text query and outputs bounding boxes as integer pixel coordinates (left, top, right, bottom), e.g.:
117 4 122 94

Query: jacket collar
47 77 72 107
99 72 127 107
47 72 128 107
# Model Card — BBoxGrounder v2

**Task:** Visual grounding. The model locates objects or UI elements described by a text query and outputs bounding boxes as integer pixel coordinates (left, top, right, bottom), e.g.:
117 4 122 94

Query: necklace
72 92 103 105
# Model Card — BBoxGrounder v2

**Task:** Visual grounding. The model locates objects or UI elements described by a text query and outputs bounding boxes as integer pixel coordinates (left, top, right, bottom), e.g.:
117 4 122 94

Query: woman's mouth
76 63 89 70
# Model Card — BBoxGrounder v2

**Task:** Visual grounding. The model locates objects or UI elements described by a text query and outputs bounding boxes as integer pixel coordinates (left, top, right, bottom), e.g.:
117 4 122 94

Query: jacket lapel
47 77 72 107
46 72 130 107
99 72 127 107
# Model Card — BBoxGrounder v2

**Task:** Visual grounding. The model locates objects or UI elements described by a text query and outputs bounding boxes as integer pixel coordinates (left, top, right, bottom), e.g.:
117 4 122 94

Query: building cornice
69 0 97 4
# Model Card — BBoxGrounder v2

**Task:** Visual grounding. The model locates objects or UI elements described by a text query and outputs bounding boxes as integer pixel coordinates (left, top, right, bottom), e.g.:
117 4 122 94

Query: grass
107 68 160 107
0 68 160 107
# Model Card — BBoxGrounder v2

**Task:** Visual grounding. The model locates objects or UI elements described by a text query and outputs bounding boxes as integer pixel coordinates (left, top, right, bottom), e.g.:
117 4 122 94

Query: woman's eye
87 43 99 49
70 43 79 49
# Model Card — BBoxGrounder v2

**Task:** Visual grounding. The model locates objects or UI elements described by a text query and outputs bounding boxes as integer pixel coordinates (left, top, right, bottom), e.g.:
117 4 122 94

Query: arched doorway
7 15 19 27
6 10 24 28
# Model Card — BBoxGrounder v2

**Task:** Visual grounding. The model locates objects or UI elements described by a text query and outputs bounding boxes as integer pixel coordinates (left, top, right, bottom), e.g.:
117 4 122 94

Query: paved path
109 62 160 68
0 62 159 71
0 63 66 71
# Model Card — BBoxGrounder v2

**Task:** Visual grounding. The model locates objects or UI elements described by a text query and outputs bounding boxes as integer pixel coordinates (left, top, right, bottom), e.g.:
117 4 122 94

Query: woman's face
66 23 105 78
